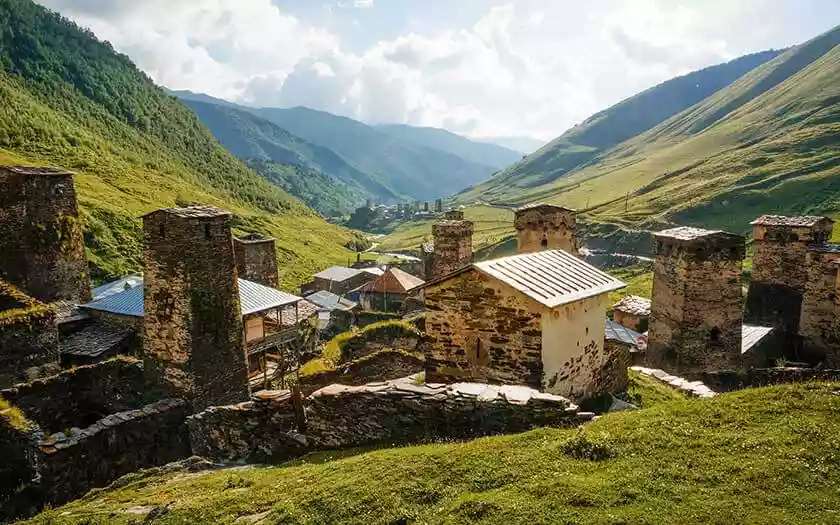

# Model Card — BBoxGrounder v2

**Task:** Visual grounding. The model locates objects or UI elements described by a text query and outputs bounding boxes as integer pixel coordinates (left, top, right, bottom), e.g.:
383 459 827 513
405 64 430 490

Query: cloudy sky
37 0 840 141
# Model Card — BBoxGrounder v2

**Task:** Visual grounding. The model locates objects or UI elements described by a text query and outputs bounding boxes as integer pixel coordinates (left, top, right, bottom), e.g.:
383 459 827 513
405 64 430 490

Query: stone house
360 268 424 313
0 280 60 387
426 210 474 280
611 295 651 332
421 249 626 400
304 290 359 331
304 266 379 297
799 244 840 365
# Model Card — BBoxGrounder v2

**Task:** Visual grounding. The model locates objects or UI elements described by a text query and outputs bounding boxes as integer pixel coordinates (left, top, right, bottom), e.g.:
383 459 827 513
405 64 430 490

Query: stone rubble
630 366 717 398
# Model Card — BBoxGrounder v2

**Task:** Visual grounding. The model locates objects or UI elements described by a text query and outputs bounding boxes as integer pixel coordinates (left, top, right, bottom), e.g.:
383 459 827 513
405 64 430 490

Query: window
158 224 165 238
540 236 549 249
710 327 722 343
204 223 211 239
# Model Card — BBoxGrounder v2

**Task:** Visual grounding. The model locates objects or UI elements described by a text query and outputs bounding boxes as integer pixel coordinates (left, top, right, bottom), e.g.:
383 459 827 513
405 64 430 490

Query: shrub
560 429 616 461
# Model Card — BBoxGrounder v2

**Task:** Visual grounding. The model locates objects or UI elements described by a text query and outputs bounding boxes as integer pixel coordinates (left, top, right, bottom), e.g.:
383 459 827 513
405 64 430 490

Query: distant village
2 164 840 518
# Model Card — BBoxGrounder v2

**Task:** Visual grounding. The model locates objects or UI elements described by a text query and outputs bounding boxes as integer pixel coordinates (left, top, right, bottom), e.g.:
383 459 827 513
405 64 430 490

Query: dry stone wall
431 220 473 279
799 248 840 365
692 367 840 393
188 380 584 463
0 313 59 389
1 357 149 433
36 398 191 506
234 235 279 288
514 205 578 255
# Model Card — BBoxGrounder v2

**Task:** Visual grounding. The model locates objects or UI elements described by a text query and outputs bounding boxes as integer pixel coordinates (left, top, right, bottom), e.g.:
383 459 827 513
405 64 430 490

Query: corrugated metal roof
605 319 643 348
304 290 358 312
742 324 775 354
81 278 301 318
313 266 363 282
474 250 625 308
92 274 143 300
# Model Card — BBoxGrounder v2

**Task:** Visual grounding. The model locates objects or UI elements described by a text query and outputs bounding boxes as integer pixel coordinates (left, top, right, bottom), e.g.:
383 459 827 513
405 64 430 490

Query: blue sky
38 0 840 140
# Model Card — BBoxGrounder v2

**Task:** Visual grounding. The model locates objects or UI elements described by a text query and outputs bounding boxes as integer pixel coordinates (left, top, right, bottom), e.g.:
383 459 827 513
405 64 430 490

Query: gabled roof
365 268 425 294
140 205 230 219
81 278 301 318
473 250 625 308
750 215 833 227
612 295 651 316
91 274 143 301
313 266 364 282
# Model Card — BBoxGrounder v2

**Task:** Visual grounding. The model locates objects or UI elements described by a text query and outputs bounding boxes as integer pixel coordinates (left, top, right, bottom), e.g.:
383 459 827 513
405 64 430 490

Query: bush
560 429 616 461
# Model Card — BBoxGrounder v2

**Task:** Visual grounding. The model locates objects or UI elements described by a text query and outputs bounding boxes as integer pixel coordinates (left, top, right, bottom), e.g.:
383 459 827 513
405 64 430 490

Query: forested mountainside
458 26 840 234
374 124 522 170
182 100 374 215
0 0 363 288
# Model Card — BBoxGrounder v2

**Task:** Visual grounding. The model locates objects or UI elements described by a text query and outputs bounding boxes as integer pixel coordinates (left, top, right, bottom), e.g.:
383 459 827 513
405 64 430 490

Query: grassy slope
0 0 359 289
27 383 840 524
457 29 840 237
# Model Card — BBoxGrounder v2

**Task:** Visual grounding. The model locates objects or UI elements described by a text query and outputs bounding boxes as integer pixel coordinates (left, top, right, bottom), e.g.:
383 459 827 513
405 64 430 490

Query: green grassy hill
0 0 363 288
457 27 840 237
25 382 840 524
374 124 522 170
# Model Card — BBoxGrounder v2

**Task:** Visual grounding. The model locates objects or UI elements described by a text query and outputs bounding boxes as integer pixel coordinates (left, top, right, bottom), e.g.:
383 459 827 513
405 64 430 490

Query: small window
710 327 722 343
158 224 165 238
204 223 211 239
540 234 549 249
476 338 481 360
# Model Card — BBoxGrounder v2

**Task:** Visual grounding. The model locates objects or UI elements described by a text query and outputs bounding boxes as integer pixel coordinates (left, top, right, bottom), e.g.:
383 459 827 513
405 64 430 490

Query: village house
359 267 425 313
304 289 359 331
611 295 651 332
422 249 626 400
303 266 379 298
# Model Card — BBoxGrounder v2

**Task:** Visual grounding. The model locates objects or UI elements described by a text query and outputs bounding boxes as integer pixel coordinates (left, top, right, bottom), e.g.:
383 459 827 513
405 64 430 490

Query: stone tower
430 212 473 280
0 166 91 303
746 215 833 334
234 234 279 288
514 203 578 255
142 205 248 409
647 226 746 374
799 244 840 365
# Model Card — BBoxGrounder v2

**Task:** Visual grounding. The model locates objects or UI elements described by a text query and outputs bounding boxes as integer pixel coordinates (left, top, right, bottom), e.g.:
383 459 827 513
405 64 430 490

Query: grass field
25 382 840 524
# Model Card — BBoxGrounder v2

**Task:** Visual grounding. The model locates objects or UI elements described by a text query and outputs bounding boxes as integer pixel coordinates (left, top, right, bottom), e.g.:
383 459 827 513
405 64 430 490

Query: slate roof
141 205 230 219
59 324 133 358
654 226 722 241
612 295 651 316
304 290 358 312
742 325 775 354
313 266 363 282
605 319 644 349
81 278 302 318
750 215 832 227
515 202 575 213
473 250 625 308
2 165 73 176
52 300 90 324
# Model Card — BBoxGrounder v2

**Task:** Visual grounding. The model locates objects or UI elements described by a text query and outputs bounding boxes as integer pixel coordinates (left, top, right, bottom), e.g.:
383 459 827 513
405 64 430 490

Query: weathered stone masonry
746 215 833 334
234 234 279 288
430 213 473 280
514 203 578 255
0 282 59 388
0 166 91 304
799 245 840 364
142 206 248 410
188 381 583 463
647 227 746 374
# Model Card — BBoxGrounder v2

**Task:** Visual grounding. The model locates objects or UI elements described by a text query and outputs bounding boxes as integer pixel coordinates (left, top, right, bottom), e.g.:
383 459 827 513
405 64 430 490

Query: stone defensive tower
430 211 473 280
234 234 279 288
746 215 833 334
514 203 578 255
799 244 840 365
142 205 248 409
0 166 91 303
647 226 746 374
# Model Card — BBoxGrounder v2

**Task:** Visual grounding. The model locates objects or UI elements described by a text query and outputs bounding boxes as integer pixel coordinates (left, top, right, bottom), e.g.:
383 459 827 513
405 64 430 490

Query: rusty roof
365 268 425 294
474 250 625 308
750 215 833 227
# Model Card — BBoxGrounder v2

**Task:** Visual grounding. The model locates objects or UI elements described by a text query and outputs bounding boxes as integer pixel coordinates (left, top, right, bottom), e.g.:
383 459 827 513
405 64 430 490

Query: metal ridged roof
81 278 301 318
605 319 644 348
474 250 625 308
742 324 775 354
313 266 363 282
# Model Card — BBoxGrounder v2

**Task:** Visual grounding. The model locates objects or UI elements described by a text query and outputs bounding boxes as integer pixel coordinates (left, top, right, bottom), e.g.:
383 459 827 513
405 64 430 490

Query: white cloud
36 0 840 140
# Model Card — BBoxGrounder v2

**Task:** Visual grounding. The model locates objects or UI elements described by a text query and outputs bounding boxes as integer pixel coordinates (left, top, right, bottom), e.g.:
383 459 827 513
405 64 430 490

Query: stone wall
691 367 840 393
423 268 543 388
0 409 36 504
514 204 578 255
142 207 248 410
298 350 424 394
799 247 840 365
1 356 149 433
647 229 746 374
599 340 632 394
0 166 91 304
234 235 279 288
36 398 191 506
188 381 583 463
431 220 473 280
0 304 59 389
